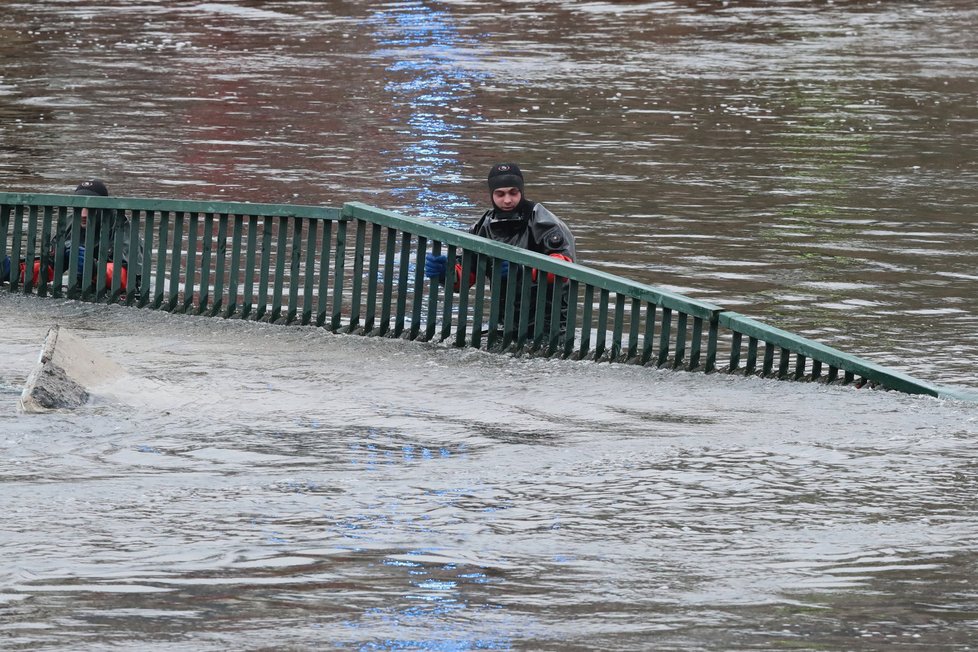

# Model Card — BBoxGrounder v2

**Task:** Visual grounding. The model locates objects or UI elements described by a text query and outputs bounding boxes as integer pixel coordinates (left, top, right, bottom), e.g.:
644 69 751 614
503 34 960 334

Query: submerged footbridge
2 192 973 401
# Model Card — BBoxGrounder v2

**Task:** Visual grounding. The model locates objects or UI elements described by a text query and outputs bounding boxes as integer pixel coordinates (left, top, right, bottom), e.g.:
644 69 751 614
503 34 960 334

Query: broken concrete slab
19 325 127 413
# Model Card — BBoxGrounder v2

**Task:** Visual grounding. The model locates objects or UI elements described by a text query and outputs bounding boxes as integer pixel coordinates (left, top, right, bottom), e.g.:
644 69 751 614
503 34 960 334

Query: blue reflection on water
336 548 512 650
329 424 511 647
369 1 486 227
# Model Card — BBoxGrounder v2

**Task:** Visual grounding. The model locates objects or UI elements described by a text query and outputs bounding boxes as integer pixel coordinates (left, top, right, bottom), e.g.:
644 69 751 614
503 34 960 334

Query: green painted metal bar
152 210 169 309
123 209 141 307
137 210 154 309
689 316 704 370
811 358 822 381
657 307 672 368
394 230 412 338
423 240 441 342
256 216 274 321
211 213 229 317
502 263 519 351
562 280 580 359
270 215 288 323
471 255 488 350
626 297 640 362
762 341 775 377
24 205 38 293
530 277 548 352
516 269 533 351
226 214 244 318
379 226 397 336
641 301 656 366
51 206 67 299
546 279 564 356
826 365 839 384
242 215 259 319
198 213 214 315
487 257 504 351
102 210 128 303
89 208 106 302
316 219 333 328
10 205 24 293
301 218 318 326
439 244 457 343
745 336 758 375
729 331 743 372
704 315 719 373
37 206 54 297
579 284 594 360
330 220 347 333
102 209 115 300
610 292 625 361
167 212 184 311
0 205 9 285
286 216 303 324
794 354 807 381
778 347 791 379
182 212 199 313
455 249 474 348
364 223 382 334
674 312 688 369
594 289 609 361
409 235 426 340
349 220 368 333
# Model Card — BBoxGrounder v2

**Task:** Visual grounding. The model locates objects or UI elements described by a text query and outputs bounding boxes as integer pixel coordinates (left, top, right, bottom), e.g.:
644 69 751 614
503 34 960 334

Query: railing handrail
0 192 345 221
342 201 724 320
718 311 962 399
3 191 975 403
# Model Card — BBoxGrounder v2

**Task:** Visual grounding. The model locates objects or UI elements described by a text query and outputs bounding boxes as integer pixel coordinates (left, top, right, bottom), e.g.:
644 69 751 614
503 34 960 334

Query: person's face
80 207 89 228
492 187 522 211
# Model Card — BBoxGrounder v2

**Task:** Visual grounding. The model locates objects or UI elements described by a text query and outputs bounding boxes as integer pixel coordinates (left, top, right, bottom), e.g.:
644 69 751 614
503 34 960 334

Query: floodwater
2 1 977 650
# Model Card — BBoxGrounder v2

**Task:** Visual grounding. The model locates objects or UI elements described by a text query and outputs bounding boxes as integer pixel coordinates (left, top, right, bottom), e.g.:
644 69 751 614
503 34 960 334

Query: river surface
2 1 977 650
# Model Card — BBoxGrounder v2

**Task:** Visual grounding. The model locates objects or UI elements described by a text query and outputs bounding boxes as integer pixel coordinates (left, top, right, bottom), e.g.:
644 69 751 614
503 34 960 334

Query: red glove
532 253 573 283
105 262 128 290
31 260 55 283
451 262 476 292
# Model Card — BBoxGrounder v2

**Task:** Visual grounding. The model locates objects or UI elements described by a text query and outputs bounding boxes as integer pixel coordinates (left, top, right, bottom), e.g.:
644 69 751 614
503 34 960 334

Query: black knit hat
487 163 524 192
74 179 109 197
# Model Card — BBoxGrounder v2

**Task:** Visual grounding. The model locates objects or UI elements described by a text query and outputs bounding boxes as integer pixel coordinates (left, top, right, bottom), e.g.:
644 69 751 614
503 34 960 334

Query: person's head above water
487 163 524 213
74 179 109 197
73 179 109 228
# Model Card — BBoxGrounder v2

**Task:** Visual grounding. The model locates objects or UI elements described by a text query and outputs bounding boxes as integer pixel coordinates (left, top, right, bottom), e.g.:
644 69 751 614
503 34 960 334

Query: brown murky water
2 1 977 650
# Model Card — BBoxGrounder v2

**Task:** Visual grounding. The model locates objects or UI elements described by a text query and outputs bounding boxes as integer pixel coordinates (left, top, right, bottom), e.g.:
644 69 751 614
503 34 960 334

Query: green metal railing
2 192 973 401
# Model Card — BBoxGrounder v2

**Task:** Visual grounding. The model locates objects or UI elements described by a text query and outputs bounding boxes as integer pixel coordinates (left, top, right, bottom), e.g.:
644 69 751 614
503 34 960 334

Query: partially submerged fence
1 192 972 401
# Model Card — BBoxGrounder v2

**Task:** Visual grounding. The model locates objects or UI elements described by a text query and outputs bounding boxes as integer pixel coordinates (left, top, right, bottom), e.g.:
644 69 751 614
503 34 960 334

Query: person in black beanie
424 162 577 335
1 179 141 291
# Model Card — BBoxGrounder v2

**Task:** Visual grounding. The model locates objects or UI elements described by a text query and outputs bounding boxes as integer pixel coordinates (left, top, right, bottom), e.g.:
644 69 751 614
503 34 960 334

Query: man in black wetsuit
424 162 577 335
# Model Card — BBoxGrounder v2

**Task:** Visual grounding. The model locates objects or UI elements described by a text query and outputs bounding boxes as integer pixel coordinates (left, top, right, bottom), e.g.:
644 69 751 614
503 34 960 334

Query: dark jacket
55 208 142 271
470 200 576 261
469 200 576 338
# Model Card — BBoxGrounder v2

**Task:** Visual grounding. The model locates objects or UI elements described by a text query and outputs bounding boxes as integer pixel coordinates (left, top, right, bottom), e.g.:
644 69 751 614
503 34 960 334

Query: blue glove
497 260 509 278
424 253 447 279
76 246 86 277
